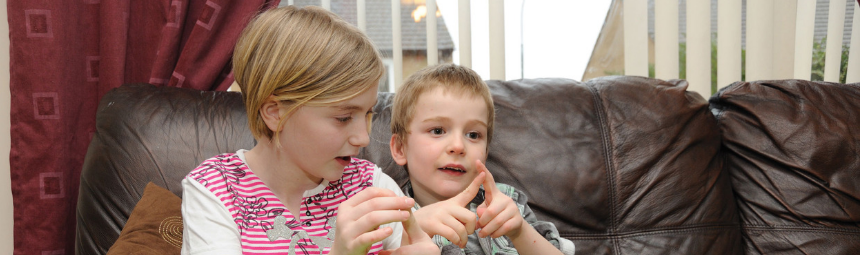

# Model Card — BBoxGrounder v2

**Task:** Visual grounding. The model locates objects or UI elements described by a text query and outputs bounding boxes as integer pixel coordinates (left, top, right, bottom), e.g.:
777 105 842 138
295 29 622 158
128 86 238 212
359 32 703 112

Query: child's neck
410 181 451 208
245 141 325 217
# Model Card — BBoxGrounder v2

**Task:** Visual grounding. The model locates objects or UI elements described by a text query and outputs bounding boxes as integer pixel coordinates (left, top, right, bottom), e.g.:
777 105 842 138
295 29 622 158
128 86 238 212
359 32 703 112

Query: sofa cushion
710 80 860 254
106 182 182 255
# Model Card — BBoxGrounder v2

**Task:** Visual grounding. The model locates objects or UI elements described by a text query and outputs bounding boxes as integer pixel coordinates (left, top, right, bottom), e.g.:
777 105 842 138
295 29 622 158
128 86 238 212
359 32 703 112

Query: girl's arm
181 179 243 254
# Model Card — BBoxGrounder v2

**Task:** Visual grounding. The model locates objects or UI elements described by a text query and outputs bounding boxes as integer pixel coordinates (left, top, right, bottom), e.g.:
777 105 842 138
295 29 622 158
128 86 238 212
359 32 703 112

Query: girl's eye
466 132 482 139
336 117 352 123
430 128 444 135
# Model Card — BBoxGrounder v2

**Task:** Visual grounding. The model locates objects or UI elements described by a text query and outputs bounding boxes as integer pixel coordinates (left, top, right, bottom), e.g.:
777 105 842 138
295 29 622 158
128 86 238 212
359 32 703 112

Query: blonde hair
391 63 495 147
233 6 384 142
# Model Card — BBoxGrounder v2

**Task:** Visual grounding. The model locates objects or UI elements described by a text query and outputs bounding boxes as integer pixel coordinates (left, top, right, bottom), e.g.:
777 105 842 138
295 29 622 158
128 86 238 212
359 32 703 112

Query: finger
353 226 395 250
351 196 415 218
403 209 432 244
477 199 507 228
475 160 497 203
440 215 468 247
448 207 478 237
489 218 522 239
354 210 411 233
383 243 441 255
343 187 398 208
451 171 486 206
479 207 516 237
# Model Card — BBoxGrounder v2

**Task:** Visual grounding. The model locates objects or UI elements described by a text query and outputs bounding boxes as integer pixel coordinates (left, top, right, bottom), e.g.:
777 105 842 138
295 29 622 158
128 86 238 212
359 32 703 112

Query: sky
435 0 612 81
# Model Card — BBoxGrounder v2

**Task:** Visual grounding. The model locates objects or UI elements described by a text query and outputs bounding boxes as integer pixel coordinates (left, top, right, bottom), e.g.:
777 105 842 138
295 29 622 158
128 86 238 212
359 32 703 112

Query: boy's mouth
438 164 467 175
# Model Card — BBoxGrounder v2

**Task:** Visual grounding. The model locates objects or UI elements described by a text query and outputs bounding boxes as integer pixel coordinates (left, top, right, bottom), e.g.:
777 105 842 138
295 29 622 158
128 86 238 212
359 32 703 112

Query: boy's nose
447 136 465 155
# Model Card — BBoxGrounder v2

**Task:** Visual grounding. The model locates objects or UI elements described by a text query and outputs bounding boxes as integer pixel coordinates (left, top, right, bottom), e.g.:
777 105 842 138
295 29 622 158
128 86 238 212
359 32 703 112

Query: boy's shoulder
493 183 530 212
494 183 517 196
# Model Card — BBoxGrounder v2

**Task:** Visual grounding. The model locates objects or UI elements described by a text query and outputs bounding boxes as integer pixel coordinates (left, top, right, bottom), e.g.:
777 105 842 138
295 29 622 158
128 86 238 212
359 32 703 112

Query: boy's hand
330 187 415 255
413 171 486 248
379 209 441 255
475 160 526 239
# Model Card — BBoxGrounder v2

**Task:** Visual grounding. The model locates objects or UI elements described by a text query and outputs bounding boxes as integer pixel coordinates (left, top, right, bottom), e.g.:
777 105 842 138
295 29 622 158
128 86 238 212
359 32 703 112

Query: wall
2 0 15 253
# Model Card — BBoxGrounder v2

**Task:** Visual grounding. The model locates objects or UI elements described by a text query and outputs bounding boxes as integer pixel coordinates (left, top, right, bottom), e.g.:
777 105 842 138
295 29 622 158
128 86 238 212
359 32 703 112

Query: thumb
450 171 486 206
476 203 487 218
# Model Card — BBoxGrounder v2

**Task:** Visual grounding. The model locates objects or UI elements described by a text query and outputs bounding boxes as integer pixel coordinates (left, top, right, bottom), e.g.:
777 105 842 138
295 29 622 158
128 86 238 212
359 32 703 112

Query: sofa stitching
742 225 860 235
557 224 741 240
587 83 620 254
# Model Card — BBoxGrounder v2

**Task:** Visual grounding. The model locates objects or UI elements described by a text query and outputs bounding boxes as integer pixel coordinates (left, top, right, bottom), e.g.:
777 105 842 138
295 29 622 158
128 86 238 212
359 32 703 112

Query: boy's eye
466 132 482 139
430 128 445 135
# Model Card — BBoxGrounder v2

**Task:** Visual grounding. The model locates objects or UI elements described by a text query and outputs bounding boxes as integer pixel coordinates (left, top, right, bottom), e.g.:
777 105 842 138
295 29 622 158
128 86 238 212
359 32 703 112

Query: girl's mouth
335 156 351 166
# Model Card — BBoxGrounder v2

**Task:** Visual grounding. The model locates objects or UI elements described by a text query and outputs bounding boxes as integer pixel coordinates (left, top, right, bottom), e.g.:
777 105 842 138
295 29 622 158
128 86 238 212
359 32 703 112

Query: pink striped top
186 153 384 254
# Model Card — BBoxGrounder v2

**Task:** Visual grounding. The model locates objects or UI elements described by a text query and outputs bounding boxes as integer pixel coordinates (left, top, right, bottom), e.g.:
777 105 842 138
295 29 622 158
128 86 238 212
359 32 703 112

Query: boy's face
391 87 489 205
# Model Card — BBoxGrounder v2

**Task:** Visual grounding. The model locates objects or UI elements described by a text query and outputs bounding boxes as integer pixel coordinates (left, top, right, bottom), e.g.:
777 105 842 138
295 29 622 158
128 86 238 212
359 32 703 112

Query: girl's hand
330 187 415 255
413 171 486 247
475 160 526 240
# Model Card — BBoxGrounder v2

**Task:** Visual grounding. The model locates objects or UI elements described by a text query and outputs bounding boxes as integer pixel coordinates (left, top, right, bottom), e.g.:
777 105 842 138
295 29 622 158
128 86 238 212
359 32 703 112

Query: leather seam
558 224 740 240
587 84 619 254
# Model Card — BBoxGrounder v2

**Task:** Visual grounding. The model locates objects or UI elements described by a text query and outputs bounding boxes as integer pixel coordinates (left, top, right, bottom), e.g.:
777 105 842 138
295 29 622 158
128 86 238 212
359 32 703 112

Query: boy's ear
260 96 283 132
390 134 408 166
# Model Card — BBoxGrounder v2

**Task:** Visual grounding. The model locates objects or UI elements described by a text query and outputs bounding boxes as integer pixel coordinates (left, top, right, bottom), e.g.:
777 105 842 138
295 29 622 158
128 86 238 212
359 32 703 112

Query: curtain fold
7 0 278 253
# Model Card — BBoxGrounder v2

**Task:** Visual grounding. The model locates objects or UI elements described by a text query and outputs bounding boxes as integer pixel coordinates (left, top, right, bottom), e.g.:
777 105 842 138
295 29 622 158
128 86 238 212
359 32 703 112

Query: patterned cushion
107 182 183 255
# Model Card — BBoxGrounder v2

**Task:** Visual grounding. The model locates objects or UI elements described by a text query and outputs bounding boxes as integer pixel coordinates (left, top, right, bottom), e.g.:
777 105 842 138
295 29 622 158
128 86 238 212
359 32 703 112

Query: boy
389 64 575 255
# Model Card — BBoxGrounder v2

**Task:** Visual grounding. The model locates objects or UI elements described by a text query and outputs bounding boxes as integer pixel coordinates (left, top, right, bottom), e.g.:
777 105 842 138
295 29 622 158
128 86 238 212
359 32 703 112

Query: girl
181 6 435 255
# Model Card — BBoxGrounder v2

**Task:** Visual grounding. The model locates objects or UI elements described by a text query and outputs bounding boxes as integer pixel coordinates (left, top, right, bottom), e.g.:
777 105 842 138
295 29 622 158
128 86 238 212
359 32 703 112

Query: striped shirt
182 151 400 254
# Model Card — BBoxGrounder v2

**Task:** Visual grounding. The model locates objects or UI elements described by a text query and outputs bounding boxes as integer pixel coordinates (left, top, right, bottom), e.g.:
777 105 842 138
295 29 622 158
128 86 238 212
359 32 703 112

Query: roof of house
287 0 455 52
646 0 855 47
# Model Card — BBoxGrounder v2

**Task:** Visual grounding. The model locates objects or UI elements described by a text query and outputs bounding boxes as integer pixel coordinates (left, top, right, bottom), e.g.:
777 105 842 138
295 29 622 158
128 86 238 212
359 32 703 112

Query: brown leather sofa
76 76 860 254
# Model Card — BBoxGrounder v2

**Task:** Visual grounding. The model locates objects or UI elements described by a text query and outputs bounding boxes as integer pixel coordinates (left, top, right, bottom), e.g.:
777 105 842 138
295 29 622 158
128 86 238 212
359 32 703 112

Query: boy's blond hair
233 6 384 142
391 63 495 147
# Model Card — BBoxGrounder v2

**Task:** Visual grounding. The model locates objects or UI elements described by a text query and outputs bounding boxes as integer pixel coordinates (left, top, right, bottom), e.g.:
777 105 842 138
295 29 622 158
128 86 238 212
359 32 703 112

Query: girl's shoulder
186 152 244 178
339 157 381 185
346 157 377 170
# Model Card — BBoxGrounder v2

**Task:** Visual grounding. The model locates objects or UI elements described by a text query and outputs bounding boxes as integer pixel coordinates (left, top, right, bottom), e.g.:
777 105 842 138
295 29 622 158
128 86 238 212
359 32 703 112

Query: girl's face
392 87 489 205
278 84 379 184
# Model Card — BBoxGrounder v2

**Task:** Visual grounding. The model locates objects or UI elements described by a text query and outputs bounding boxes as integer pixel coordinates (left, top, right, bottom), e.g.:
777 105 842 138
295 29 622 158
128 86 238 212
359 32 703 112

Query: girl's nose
349 117 371 147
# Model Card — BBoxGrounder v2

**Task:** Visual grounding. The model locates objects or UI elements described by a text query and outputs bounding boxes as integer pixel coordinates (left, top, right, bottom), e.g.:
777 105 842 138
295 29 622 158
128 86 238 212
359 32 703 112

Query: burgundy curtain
7 0 278 253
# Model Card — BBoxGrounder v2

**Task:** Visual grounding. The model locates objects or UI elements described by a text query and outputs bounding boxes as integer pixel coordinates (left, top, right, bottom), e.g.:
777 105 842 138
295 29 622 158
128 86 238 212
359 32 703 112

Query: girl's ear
390 134 408 166
260 96 283 133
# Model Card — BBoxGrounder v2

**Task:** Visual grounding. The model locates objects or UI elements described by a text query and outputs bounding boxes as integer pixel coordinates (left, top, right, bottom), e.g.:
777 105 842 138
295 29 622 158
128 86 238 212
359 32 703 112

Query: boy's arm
474 160 574 255
507 221 566 255
505 189 575 255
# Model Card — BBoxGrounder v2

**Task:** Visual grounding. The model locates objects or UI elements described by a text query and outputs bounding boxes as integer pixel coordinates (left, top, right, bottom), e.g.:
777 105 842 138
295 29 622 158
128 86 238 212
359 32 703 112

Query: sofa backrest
78 76 744 254
710 80 860 254
76 84 256 254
